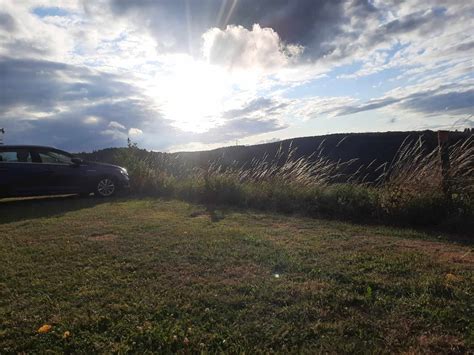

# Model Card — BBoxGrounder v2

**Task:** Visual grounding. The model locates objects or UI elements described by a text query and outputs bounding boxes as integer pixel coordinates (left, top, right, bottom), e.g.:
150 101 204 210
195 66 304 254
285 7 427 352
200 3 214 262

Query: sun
145 55 234 133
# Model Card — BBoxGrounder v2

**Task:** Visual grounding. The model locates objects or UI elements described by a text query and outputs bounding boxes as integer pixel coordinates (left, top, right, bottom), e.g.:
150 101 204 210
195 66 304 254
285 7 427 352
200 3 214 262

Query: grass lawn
1 196 473 353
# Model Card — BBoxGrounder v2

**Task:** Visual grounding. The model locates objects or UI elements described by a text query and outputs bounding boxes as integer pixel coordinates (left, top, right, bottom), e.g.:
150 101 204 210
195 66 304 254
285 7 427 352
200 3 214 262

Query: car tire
95 177 116 197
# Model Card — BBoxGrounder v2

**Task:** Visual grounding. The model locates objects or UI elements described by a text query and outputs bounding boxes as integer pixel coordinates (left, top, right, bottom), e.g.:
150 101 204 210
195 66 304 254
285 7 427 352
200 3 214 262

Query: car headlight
120 168 128 176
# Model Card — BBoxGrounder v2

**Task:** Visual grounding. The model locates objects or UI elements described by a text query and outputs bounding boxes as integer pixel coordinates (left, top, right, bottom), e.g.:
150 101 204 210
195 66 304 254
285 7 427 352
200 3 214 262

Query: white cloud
293 96 360 120
83 116 100 124
108 121 126 130
128 127 143 136
202 24 303 71
0 1 74 61
101 128 127 140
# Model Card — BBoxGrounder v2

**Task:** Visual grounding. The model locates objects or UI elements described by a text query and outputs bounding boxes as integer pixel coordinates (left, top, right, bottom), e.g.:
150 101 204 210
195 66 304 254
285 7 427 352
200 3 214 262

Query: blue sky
0 0 473 152
33 6 70 17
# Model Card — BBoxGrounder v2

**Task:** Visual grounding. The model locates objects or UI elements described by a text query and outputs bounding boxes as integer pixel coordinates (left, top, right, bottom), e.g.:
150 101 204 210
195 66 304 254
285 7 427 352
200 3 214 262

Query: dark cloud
0 58 148 117
453 41 474 53
0 58 137 114
335 85 474 117
401 89 474 115
190 96 290 143
0 58 172 151
0 12 16 32
325 6 453 63
223 97 288 119
1 39 52 58
197 116 287 144
3 101 184 152
363 7 448 51
384 9 443 34
336 97 401 116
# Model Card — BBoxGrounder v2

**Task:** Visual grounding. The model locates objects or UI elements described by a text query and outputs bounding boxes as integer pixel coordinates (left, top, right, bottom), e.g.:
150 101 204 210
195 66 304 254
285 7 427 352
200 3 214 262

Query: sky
0 0 473 152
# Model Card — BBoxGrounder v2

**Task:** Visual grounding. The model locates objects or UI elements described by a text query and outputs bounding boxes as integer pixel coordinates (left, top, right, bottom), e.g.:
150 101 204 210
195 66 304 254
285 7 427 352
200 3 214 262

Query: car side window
0 149 32 163
38 151 72 165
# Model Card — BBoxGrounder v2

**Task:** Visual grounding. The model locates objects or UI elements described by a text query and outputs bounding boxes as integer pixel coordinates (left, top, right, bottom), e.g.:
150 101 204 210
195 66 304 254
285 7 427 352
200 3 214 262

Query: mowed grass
0 197 472 353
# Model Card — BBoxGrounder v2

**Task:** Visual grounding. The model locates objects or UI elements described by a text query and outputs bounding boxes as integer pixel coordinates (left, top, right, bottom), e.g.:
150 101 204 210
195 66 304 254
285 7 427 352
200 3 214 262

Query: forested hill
78 130 472 179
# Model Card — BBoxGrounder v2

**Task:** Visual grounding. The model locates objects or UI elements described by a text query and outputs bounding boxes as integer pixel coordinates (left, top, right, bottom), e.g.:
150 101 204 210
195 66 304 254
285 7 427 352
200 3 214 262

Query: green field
1 196 472 353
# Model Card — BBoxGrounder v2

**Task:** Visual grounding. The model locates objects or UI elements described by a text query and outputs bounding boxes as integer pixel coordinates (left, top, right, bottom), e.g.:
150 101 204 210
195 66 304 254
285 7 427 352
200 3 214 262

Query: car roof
0 145 65 151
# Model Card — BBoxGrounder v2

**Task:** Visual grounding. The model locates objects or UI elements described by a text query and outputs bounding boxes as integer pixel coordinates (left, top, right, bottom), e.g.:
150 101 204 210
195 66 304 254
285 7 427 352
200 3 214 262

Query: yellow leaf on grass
63 331 71 339
37 324 52 334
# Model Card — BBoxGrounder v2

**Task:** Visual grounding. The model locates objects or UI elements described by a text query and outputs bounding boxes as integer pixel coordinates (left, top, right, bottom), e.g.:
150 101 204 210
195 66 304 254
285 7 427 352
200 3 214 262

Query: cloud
293 96 359 119
108 121 126 130
336 98 401 116
0 11 16 31
83 116 100 124
197 116 288 144
0 58 172 151
0 58 139 115
0 2 76 60
128 127 143 136
334 84 474 117
222 97 288 119
202 24 302 71
401 89 474 115
181 96 290 144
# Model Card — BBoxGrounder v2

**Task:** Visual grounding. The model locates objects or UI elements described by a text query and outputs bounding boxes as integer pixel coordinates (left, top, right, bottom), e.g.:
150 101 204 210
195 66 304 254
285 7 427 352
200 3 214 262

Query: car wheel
95 177 116 197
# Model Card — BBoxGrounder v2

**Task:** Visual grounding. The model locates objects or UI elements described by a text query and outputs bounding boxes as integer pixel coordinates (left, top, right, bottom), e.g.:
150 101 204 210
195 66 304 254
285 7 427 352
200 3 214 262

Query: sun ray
223 0 238 28
185 0 193 55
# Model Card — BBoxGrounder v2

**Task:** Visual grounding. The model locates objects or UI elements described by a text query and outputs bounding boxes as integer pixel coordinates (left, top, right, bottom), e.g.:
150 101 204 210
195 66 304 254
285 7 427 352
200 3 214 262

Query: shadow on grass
0 195 119 224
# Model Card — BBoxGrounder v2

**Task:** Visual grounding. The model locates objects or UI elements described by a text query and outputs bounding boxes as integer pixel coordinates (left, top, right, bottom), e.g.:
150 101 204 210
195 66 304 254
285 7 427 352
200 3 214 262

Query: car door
34 148 82 193
0 148 46 196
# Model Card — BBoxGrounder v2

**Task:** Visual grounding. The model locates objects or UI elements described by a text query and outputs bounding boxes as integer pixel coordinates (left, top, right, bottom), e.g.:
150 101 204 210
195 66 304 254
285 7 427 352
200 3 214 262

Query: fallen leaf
37 324 52 334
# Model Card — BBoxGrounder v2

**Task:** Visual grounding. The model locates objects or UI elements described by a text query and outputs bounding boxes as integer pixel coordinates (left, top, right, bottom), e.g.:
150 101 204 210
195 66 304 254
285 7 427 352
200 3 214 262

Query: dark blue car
0 145 129 198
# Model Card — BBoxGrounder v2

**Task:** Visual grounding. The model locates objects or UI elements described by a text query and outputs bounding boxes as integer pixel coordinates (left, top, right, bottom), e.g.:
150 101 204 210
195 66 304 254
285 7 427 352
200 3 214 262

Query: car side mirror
71 157 83 165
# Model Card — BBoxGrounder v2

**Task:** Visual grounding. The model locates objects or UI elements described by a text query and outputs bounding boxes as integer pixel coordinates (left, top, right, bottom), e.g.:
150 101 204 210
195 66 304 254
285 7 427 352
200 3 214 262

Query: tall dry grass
204 142 356 187
374 135 474 227
447 137 474 197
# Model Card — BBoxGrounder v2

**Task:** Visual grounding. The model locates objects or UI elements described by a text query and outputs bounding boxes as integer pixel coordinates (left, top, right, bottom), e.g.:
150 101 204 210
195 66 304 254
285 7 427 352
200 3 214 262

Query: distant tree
127 137 138 149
